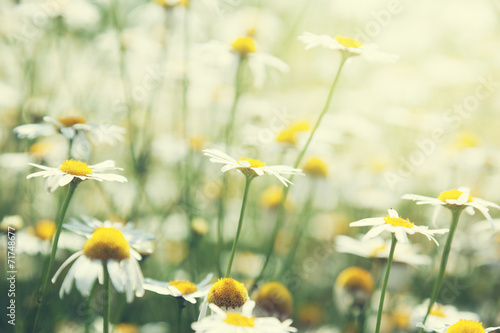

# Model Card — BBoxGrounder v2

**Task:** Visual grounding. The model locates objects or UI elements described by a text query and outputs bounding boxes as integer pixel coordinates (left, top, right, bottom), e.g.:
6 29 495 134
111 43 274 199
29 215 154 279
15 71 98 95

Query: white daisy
335 235 431 266
52 217 154 303
14 116 125 159
199 36 289 89
298 32 398 63
402 187 500 223
144 273 213 304
26 159 127 193
417 319 500 333
411 301 479 332
203 149 304 186
349 209 449 245
192 300 297 333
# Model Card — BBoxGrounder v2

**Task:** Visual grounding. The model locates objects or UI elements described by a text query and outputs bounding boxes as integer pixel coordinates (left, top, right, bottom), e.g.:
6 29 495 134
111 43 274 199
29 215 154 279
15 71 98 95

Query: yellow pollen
254 281 293 316
384 216 414 229
231 36 257 55
58 116 86 127
303 157 328 177
169 280 198 295
336 36 363 48
239 157 265 168
224 313 255 327
336 267 374 294
60 159 92 176
35 220 56 240
207 278 248 309
83 227 131 262
429 304 446 318
447 320 486 333
438 189 473 203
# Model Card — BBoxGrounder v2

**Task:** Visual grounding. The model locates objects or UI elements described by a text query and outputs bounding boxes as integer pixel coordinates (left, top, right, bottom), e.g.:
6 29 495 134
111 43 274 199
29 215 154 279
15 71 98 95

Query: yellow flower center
336 267 374 294
83 227 131 262
239 157 265 168
447 320 486 333
303 157 328 177
384 216 414 229
58 116 86 127
276 121 310 145
260 186 284 208
169 280 198 295
438 189 473 203
207 278 248 309
336 36 363 48
114 323 139 333
429 304 446 318
60 159 92 176
454 131 480 150
231 36 257 55
254 281 293 316
35 220 56 240
29 141 54 158
224 313 255 327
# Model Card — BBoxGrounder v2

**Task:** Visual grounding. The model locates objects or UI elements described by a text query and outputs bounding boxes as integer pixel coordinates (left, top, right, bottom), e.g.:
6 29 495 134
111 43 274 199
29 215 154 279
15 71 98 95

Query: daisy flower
417 319 500 333
14 116 125 159
298 32 398 63
52 217 154 303
27 159 127 193
402 187 500 223
192 300 297 333
199 36 289 89
335 235 431 266
144 273 213 304
411 301 479 331
350 208 448 245
203 149 304 186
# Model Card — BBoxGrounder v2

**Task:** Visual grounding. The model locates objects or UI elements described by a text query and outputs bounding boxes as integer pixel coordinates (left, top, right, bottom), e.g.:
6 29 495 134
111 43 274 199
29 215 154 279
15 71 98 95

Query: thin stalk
375 234 397 333
224 57 244 149
225 176 253 278
85 285 95 333
177 298 185 333
32 182 78 333
251 56 347 290
103 263 110 333
421 209 462 326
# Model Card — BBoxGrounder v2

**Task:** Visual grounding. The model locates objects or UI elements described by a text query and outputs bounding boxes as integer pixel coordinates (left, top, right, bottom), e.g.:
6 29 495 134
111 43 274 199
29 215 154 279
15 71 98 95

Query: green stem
32 182 78 333
103 263 110 333
177 298 185 333
224 56 244 149
251 56 347 290
375 234 397 333
422 209 462 325
85 285 95 333
225 176 253 278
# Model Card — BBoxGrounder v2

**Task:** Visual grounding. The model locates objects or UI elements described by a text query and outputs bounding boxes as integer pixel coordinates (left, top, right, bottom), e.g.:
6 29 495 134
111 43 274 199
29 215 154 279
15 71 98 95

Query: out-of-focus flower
334 266 374 312
27 159 127 193
144 273 213 304
259 186 285 209
203 149 303 186
276 121 310 146
298 32 398 63
192 301 297 332
411 301 479 331
417 319 500 333
14 116 125 159
0 215 24 231
335 235 431 266
52 218 154 303
191 218 210 236
402 187 500 223
302 157 328 178
253 281 293 321
350 208 448 245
